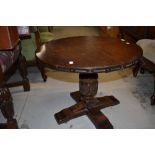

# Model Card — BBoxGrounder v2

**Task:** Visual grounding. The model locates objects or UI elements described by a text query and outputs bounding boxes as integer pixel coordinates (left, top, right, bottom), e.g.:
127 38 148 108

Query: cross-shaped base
54 73 120 129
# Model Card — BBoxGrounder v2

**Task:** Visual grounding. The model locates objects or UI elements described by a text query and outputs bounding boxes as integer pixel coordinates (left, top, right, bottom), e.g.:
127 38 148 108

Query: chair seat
40 32 54 43
0 45 20 73
136 39 155 63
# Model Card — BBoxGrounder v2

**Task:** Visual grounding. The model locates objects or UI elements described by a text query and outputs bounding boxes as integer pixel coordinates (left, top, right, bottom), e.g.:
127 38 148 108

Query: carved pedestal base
55 73 120 129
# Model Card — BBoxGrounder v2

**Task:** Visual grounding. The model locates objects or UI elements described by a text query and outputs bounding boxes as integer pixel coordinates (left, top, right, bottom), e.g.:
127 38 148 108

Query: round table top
36 36 143 73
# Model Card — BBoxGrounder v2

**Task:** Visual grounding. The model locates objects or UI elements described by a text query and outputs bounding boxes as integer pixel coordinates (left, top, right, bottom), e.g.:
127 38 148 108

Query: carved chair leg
36 58 47 82
18 54 30 91
151 74 155 105
133 63 140 77
0 87 18 129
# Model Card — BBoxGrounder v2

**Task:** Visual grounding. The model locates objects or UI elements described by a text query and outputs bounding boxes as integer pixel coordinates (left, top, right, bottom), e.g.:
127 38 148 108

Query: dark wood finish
0 26 19 50
35 30 42 50
36 36 142 129
120 26 148 42
141 57 155 73
119 26 155 42
48 26 53 33
0 70 18 129
99 26 120 38
36 57 47 82
148 27 155 38
36 36 142 73
55 73 119 128
3 42 30 91
0 86 18 129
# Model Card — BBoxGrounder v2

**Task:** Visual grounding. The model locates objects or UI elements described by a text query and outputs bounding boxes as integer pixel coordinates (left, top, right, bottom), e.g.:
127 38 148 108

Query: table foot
97 96 120 108
55 102 87 124
87 108 113 129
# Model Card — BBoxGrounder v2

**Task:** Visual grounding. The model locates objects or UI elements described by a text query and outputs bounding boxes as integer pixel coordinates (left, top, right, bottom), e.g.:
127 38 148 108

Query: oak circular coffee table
36 36 142 129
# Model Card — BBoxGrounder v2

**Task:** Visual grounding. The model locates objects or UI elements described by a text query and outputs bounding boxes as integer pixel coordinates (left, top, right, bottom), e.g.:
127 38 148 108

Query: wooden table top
36 36 143 73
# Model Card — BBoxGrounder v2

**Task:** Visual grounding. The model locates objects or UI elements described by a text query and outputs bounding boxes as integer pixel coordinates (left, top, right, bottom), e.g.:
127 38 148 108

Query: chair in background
18 26 37 66
35 26 54 82
134 39 155 105
18 26 54 81
119 26 155 105
0 26 30 128
35 26 54 48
